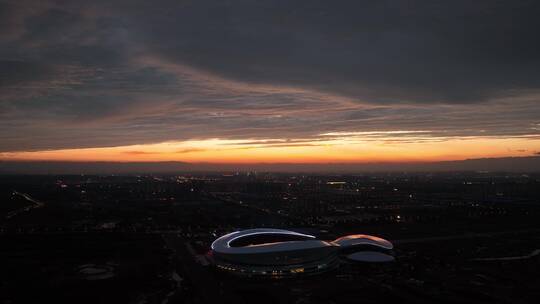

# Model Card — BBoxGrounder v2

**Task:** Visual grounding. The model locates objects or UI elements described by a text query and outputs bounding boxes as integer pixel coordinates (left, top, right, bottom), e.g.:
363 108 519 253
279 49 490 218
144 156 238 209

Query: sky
1 0 540 164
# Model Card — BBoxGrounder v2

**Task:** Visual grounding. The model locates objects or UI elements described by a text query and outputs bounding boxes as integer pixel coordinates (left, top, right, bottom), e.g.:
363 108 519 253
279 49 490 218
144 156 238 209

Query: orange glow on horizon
1 135 539 163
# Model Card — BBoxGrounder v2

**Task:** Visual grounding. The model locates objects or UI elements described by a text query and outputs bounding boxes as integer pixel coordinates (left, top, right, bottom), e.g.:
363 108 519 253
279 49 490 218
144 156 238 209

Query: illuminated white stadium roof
211 228 335 254
211 228 393 255
210 228 395 277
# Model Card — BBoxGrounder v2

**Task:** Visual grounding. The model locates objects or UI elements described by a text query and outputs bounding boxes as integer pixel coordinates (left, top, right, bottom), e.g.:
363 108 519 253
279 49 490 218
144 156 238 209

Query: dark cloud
0 60 54 87
123 151 160 155
131 0 540 103
176 148 207 154
0 0 540 152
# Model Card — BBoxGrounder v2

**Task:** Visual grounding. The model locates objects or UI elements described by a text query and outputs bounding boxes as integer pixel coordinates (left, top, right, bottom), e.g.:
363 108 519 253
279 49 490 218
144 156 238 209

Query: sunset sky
2 0 540 164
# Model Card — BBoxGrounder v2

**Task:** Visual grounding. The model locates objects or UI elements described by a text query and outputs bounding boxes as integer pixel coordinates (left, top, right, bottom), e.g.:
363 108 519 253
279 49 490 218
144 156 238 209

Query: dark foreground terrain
1 172 539 303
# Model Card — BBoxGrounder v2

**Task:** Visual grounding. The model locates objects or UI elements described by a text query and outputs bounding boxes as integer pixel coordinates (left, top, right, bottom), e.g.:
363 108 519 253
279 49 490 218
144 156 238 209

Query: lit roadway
391 228 540 245
5 191 45 219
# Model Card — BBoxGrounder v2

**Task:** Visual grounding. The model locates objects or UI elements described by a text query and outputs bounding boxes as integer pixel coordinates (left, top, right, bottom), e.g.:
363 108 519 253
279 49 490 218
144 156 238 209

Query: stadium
209 228 393 277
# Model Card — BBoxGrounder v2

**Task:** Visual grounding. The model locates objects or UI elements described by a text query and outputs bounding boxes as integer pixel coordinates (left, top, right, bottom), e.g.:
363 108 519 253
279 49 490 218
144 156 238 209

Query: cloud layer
1 0 540 153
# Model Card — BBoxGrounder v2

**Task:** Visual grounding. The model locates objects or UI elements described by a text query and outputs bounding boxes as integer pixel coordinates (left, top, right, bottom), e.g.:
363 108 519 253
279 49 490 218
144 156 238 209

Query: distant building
209 228 393 278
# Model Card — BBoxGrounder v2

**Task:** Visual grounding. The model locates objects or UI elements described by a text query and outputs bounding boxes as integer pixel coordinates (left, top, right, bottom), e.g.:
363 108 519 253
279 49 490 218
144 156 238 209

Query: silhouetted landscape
3 156 540 174
1 171 540 303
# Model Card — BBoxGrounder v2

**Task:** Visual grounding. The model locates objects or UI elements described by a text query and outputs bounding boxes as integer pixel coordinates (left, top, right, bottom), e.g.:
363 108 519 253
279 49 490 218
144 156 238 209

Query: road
391 228 540 244
5 191 45 219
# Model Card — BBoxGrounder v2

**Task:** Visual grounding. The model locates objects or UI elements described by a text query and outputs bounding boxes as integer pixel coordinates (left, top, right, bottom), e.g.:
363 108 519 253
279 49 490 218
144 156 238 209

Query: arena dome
210 228 393 277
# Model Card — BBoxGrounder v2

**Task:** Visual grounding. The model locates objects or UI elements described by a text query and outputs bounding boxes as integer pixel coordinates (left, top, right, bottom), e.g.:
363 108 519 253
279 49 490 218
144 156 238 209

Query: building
209 228 393 277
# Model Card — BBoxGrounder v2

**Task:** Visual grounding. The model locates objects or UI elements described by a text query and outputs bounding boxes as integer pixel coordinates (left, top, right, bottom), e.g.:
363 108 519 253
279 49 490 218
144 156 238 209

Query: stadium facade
209 228 393 277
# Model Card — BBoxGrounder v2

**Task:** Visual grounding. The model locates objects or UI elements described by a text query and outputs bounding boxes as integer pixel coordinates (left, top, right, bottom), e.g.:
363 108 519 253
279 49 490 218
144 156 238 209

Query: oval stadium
209 228 393 278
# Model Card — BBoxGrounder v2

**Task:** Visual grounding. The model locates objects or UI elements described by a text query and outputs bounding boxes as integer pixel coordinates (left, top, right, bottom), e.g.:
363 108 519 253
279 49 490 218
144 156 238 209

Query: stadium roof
211 228 394 255
211 228 335 254
332 234 394 250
